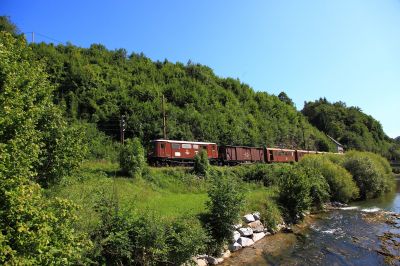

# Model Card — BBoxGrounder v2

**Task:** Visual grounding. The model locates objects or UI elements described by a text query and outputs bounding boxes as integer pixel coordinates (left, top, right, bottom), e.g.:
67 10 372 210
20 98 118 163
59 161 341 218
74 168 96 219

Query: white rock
195 258 208 266
237 237 254 247
217 258 224 263
222 250 231 259
234 223 242 229
233 231 241 242
248 220 264 233
238 227 253 236
243 214 255 223
264 231 271 236
253 211 261 220
228 242 242 251
252 232 265 242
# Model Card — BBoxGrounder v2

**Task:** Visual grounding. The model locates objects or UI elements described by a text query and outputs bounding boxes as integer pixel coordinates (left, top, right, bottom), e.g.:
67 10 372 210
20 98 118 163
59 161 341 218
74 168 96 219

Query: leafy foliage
119 138 146 177
91 191 207 265
205 171 245 254
0 31 89 264
0 16 20 36
299 155 359 203
193 149 210 177
277 165 330 222
343 151 394 200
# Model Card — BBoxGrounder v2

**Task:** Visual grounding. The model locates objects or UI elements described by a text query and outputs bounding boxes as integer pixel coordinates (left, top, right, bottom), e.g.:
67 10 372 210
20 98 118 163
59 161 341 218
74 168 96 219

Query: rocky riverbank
192 211 290 265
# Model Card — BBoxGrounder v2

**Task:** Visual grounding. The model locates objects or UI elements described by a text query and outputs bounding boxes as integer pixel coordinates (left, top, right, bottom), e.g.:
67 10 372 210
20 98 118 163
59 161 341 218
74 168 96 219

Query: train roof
267 147 296 152
222 145 264 149
152 139 217 145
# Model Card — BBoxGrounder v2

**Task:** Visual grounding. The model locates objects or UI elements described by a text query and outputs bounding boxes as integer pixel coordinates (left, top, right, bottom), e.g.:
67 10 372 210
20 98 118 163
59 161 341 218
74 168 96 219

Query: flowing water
223 177 400 265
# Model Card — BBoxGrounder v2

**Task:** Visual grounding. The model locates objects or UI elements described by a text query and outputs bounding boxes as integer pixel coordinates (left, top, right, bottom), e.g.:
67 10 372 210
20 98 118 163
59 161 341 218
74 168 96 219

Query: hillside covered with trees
302 98 399 160
27 41 335 151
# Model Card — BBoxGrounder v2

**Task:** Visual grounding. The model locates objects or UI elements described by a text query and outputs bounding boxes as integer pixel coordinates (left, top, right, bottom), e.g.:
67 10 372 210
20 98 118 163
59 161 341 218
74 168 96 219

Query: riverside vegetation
0 18 397 265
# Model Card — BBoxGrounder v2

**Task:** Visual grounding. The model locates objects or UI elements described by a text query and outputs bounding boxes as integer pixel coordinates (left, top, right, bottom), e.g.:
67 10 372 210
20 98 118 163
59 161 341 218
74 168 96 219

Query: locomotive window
182 144 192 149
172 143 180 149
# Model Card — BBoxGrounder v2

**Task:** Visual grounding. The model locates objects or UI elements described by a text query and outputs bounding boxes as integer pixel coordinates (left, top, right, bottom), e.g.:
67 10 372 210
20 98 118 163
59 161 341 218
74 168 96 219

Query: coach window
160 143 165 149
202 145 207 150
172 143 180 149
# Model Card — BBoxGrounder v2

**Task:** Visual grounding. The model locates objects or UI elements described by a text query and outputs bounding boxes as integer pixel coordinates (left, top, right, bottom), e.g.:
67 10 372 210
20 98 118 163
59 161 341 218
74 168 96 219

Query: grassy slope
47 161 273 232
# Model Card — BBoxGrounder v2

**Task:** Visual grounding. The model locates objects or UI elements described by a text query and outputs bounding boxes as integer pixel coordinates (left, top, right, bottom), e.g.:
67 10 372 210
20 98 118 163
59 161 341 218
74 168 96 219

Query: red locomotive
148 139 218 166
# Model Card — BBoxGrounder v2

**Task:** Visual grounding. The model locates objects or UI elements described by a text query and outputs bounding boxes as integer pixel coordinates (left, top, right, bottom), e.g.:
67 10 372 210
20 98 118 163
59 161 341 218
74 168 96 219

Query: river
223 177 400 265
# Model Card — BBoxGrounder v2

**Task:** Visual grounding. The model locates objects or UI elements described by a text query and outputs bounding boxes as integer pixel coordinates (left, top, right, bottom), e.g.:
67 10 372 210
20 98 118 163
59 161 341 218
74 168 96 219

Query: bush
304 167 330 209
0 179 91 265
91 193 207 265
193 149 210 177
278 165 329 222
343 151 394 200
119 138 146 177
205 171 245 254
299 155 359 203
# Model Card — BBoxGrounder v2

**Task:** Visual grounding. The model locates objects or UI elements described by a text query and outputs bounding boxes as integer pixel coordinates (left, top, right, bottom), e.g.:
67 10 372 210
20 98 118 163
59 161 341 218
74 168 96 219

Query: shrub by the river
278 165 330 222
119 138 146 178
299 155 359 203
343 151 394 200
205 171 245 254
278 166 312 222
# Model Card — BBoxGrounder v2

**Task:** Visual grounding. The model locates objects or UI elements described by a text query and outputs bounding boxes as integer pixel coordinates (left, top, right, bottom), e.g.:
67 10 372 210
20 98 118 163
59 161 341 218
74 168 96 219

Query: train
147 139 334 166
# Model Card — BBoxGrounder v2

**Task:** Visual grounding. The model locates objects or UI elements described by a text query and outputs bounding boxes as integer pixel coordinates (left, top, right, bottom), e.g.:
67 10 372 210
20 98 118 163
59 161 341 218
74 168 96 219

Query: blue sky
2 0 399 137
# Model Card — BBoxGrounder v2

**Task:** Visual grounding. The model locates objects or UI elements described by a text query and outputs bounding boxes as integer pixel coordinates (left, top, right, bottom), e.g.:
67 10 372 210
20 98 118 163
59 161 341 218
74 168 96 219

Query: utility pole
32 32 35 43
162 94 167 139
120 115 126 145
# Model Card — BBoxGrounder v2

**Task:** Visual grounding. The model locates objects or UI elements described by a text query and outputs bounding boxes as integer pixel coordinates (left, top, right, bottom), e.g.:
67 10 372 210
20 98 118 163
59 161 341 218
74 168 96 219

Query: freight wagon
218 146 265 165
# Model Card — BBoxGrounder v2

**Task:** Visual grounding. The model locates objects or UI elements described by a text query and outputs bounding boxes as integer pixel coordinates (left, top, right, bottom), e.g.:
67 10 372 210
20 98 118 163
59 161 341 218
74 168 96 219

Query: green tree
278 91 294 106
0 16 20 35
119 138 146 177
0 31 90 264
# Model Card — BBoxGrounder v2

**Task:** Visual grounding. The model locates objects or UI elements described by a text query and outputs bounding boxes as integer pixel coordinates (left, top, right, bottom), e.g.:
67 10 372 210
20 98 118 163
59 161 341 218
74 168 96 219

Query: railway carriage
266 148 297 163
148 139 218 165
219 145 265 165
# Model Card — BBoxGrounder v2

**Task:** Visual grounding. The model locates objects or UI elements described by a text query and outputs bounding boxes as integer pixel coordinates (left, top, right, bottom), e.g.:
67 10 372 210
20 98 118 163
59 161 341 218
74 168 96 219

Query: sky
2 0 399 137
